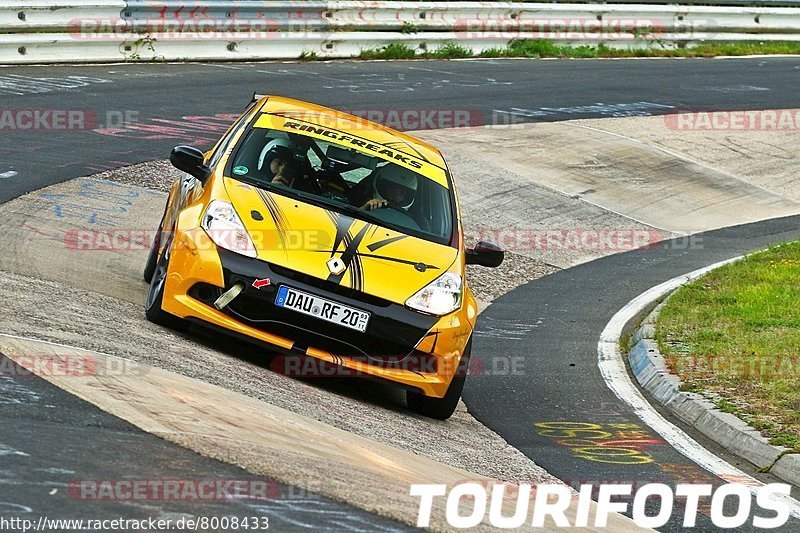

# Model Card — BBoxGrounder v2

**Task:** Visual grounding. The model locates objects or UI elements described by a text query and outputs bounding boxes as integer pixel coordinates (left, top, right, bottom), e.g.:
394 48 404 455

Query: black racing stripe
323 210 344 254
351 248 364 292
347 230 363 291
367 235 408 252
256 189 289 249
327 222 370 286
323 210 367 290
329 211 354 258
323 209 338 225
340 229 357 289
347 256 360 291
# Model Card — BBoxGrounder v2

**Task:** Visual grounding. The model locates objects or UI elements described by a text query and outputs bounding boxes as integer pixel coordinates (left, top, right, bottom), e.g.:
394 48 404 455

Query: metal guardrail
122 1 329 31
535 1 800 5
2 1 800 64
1 2 125 33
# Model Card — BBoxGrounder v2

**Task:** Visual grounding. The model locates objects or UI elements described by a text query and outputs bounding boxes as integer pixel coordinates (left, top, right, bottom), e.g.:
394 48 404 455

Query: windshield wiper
283 188 413 235
321 200 391 227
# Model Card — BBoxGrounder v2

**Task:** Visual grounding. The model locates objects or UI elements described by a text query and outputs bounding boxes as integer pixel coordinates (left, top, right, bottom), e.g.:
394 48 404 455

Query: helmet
373 164 418 209
258 137 294 173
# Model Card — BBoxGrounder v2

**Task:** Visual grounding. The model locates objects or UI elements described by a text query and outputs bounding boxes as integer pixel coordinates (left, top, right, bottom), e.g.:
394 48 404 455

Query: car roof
255 95 448 171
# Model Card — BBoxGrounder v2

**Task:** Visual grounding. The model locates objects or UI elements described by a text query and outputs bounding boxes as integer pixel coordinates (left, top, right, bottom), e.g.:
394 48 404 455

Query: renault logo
327 257 346 275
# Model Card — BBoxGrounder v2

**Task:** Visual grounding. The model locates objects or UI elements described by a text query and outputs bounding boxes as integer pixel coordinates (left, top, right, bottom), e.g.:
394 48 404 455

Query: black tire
142 239 159 283
406 340 471 420
144 231 184 330
143 211 167 283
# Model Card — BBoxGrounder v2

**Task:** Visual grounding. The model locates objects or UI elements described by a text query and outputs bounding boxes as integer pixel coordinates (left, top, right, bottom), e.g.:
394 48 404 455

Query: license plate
275 286 370 333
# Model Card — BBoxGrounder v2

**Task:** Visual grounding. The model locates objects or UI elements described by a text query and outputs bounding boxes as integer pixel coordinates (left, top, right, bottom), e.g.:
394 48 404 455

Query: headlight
200 200 257 258
406 272 462 316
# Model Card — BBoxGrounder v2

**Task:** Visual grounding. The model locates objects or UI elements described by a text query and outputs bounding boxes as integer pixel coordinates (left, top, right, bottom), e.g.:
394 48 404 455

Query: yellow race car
143 95 503 419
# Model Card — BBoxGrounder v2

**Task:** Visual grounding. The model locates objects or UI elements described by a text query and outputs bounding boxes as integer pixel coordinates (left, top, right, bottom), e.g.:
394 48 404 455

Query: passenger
258 138 299 187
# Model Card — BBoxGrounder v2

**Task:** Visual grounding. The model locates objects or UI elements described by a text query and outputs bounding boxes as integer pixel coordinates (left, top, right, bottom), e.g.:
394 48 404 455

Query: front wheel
144 231 184 330
144 207 168 283
406 340 471 420
142 236 159 283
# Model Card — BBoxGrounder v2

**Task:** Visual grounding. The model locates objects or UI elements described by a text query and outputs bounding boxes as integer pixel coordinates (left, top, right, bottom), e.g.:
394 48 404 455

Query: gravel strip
0 268 560 487
89 159 182 192
467 252 558 302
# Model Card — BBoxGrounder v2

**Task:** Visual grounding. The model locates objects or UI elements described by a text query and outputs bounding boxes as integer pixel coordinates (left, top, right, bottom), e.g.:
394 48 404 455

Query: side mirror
465 241 504 268
170 146 211 184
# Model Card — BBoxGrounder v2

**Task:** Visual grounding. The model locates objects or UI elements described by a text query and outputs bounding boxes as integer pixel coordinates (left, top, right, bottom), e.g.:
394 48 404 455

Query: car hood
223 178 458 305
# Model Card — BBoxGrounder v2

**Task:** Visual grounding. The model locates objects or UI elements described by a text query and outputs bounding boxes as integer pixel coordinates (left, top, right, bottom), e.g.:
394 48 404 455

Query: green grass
480 40 800 59
358 42 472 60
298 50 319 61
426 42 473 59
358 43 418 60
656 241 800 451
673 41 800 57
345 39 800 62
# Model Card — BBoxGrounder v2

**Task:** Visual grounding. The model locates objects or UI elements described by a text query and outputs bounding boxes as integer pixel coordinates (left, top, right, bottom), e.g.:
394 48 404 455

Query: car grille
189 250 439 366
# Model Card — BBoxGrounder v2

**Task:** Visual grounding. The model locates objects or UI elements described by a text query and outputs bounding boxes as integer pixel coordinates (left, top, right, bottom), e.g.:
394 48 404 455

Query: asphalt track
2 57 800 531
2 57 800 205
0 352 410 531
466 216 800 532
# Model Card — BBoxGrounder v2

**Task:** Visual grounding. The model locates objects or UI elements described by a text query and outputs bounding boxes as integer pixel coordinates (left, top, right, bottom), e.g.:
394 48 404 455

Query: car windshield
228 126 454 245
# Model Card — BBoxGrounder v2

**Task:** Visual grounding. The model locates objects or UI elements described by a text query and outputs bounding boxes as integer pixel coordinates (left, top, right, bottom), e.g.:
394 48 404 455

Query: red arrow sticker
252 278 271 289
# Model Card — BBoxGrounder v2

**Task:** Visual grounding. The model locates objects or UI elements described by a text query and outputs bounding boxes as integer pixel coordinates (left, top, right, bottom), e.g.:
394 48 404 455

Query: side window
206 105 257 169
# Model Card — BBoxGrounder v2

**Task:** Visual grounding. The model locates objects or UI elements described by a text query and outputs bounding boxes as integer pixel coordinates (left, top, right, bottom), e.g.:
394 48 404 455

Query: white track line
597 257 800 519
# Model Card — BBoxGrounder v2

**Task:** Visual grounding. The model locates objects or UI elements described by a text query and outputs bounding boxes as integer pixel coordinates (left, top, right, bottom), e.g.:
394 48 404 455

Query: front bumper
161 227 475 397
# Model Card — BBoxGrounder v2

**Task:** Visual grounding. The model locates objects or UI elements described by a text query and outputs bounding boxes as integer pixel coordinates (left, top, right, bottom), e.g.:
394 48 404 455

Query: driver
360 165 418 211
258 138 300 187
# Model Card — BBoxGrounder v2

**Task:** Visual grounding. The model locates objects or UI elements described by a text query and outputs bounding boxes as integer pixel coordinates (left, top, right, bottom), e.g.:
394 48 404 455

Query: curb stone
627 301 800 487
772 454 800 486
